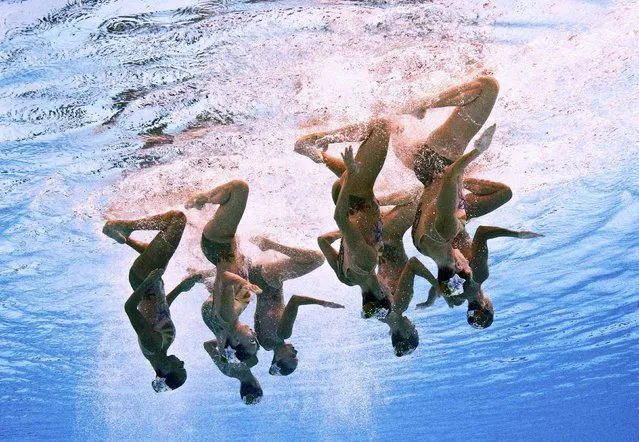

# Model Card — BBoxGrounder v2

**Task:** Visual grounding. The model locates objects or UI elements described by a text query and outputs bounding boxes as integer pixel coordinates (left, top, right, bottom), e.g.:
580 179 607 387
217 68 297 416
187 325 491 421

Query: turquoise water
1 0 637 440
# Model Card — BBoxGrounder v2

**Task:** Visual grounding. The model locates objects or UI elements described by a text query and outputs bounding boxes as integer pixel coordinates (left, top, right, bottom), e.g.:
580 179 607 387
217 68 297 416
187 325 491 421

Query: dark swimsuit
201 235 235 265
413 146 453 186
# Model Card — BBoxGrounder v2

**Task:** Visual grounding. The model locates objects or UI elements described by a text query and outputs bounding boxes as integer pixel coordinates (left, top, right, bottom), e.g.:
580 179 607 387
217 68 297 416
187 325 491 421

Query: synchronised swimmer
103 76 542 402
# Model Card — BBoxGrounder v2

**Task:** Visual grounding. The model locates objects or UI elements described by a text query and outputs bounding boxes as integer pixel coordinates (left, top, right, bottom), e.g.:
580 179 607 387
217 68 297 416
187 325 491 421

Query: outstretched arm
320 152 347 177
471 226 543 284
166 268 216 307
251 235 325 286
277 295 344 340
216 271 262 324
394 257 437 313
317 230 348 283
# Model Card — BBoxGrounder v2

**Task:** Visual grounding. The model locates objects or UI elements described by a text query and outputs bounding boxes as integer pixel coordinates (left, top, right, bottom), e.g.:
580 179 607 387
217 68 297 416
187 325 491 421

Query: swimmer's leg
463 178 513 221
470 225 543 284
250 236 325 286
186 179 249 242
410 76 499 161
434 144 488 240
103 210 187 288
294 121 371 162
344 119 390 199
381 195 420 242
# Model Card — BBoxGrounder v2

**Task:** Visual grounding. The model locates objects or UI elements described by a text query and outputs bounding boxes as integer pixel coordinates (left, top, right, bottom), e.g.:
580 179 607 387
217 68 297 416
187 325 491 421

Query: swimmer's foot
474 124 496 153
250 234 273 251
516 230 544 239
406 102 428 120
102 221 131 244
294 134 329 163
184 191 211 210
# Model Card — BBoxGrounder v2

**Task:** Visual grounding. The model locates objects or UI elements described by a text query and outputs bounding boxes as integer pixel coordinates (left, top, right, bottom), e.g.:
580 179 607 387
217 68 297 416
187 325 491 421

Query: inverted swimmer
411 125 508 287
185 180 262 366
203 339 263 405
314 126 392 318
417 226 542 328
375 189 438 356
250 235 343 375
295 76 500 207
103 210 199 392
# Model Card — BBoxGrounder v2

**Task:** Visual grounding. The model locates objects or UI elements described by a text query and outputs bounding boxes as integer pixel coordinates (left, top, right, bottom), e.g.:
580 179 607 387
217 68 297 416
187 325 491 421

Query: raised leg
186 180 249 242
470 226 543 284
411 76 499 161
103 210 187 289
251 235 325 286
346 119 390 199
381 197 420 243
463 178 512 221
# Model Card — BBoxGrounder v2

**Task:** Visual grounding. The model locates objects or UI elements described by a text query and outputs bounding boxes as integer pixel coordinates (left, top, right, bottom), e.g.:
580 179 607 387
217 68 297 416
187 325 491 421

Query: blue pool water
0 0 637 440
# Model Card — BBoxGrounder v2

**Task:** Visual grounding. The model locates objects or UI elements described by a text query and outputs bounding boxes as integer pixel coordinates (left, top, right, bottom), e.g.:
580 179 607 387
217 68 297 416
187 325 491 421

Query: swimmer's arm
333 168 358 236
166 270 215 306
217 272 262 323
416 286 439 309
124 269 164 337
258 245 325 286
318 231 343 281
394 257 437 313
278 295 345 340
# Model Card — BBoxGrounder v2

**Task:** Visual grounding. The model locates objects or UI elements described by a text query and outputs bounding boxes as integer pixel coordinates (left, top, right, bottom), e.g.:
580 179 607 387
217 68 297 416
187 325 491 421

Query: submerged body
103 210 197 392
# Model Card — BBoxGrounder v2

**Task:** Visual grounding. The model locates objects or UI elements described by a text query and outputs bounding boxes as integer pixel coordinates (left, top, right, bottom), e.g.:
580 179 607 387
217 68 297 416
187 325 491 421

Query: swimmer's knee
229 179 249 195
369 118 391 135
167 210 187 227
475 76 499 96
501 186 513 203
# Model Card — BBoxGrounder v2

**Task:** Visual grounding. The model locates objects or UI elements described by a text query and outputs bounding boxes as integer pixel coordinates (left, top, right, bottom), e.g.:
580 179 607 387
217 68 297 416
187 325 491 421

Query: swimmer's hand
341 146 360 175
474 123 496 153
404 101 428 120
184 193 208 210
516 231 544 239
148 268 165 281
250 234 273 252
240 281 262 296
178 268 213 291
320 301 345 309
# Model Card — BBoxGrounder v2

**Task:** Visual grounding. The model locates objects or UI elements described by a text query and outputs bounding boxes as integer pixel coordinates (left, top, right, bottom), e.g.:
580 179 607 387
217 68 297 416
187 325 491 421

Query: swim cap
151 376 172 393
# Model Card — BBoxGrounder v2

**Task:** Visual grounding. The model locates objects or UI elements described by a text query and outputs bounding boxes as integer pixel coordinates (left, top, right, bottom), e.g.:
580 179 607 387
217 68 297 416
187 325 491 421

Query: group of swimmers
102 75 542 403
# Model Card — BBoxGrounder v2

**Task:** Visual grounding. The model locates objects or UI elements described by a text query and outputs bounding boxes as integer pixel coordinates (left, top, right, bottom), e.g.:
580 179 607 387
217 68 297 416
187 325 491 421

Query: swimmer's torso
137 285 175 358
377 239 408 296
250 266 284 351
